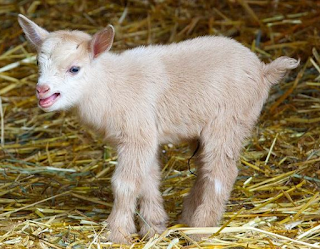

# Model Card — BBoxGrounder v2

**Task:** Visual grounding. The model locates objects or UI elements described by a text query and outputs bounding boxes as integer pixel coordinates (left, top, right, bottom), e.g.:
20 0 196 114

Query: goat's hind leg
180 140 204 225
188 121 243 239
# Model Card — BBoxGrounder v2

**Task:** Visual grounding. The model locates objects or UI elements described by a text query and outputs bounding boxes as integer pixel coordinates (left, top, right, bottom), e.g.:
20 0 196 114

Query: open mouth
39 93 60 108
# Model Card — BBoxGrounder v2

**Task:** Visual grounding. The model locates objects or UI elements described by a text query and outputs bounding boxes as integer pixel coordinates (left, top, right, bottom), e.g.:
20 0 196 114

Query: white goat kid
18 14 299 244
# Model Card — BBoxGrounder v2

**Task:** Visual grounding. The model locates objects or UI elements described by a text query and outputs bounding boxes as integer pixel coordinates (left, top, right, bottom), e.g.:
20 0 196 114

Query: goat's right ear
90 25 115 59
18 14 49 50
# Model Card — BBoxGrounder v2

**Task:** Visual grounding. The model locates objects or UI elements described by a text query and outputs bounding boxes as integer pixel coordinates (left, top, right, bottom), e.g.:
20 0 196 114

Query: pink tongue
40 93 59 106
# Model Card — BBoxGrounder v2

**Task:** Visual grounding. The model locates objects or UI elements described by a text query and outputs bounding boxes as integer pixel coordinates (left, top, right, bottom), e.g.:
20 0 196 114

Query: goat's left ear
90 25 115 59
18 14 49 50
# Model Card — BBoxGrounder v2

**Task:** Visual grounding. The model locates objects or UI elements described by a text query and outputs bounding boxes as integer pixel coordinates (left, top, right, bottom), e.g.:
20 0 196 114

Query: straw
0 0 319 248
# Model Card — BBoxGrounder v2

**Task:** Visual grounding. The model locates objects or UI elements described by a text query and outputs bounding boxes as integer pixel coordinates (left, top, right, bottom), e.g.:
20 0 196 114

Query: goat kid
18 14 299 244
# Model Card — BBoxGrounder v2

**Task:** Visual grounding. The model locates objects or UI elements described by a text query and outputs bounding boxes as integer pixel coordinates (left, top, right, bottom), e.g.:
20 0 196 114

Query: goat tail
263 56 300 85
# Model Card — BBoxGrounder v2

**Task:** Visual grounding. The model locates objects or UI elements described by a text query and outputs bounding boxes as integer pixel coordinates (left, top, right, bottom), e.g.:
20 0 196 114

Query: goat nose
36 84 50 94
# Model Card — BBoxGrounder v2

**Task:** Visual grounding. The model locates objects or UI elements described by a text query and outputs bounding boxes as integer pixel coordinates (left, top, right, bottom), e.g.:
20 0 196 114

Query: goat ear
18 14 49 50
90 25 114 59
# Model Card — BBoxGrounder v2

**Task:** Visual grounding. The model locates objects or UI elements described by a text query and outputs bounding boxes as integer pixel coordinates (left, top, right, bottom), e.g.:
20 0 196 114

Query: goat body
18 14 299 243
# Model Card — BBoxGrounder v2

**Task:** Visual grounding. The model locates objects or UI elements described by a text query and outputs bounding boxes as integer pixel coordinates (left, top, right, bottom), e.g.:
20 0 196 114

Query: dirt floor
0 0 320 248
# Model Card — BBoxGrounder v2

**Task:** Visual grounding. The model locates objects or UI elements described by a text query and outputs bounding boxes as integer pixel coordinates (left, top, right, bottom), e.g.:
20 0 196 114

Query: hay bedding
0 0 319 248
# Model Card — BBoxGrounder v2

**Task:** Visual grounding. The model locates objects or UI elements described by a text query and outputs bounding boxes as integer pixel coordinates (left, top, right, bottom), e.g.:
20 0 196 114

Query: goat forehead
39 36 90 68
41 41 85 58
40 31 91 58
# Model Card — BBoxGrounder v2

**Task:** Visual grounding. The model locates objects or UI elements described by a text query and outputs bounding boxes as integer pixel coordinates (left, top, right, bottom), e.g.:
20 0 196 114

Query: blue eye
69 66 80 74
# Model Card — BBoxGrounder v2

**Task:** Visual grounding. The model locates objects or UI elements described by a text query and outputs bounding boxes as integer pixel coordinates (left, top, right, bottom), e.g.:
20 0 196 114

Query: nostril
36 85 50 94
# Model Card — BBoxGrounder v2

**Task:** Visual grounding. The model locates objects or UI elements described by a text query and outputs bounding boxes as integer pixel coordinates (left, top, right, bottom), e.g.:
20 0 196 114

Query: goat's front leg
106 134 159 244
138 155 168 239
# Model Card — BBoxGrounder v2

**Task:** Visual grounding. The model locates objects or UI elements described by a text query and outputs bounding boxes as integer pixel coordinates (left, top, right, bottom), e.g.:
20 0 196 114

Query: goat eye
69 66 80 74
36 60 39 65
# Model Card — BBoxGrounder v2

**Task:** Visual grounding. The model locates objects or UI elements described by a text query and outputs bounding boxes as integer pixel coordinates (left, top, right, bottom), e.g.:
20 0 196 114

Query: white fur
215 179 223 195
